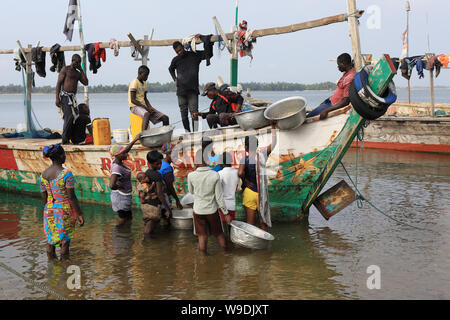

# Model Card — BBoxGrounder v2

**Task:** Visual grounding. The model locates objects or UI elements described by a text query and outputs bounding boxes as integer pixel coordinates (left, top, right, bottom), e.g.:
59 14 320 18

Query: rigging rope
341 122 440 234
0 261 67 300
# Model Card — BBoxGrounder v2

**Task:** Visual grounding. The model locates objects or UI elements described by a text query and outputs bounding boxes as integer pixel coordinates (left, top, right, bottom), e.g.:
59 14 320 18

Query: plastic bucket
112 129 129 144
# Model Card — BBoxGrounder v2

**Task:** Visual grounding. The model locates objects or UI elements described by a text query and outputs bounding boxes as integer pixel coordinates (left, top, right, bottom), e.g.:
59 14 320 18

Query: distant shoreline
0 81 337 94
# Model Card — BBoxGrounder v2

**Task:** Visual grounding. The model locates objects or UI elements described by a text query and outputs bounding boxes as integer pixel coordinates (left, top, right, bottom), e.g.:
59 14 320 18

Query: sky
0 0 449 88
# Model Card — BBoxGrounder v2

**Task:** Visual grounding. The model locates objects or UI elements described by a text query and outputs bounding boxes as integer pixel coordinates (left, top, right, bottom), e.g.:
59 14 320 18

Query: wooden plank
127 33 143 55
347 0 363 70
212 16 232 53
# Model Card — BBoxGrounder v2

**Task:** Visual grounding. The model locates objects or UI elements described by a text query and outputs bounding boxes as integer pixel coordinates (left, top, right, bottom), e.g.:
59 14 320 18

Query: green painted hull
0 108 363 222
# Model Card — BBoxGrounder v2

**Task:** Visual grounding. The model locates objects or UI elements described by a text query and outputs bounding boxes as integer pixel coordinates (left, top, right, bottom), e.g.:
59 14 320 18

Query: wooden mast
347 0 363 70
406 0 411 104
77 0 89 105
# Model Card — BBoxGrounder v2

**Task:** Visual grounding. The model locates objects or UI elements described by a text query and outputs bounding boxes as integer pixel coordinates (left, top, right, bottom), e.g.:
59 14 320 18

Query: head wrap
109 144 127 159
43 143 63 158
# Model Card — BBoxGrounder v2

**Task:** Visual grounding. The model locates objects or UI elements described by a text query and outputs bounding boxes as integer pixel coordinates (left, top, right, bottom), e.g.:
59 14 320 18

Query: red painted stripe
0 145 19 170
350 141 450 154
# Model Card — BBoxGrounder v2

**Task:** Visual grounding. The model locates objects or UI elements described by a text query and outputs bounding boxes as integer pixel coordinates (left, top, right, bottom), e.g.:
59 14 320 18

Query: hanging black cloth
31 46 46 78
199 34 214 66
49 44 66 73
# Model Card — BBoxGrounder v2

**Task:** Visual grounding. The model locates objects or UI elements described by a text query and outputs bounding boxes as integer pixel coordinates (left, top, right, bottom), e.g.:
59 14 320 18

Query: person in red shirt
306 53 356 120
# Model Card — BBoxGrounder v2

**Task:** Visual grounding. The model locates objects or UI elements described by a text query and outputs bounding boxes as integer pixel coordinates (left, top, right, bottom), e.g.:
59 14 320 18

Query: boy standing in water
137 172 162 235
188 149 232 253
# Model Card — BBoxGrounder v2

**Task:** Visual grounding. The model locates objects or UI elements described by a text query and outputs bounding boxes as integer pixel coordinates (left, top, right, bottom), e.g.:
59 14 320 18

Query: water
1 149 449 300
1 88 449 133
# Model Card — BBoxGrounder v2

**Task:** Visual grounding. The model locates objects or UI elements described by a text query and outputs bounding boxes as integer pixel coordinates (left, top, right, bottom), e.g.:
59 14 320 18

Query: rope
340 124 440 234
345 11 361 19
0 261 68 300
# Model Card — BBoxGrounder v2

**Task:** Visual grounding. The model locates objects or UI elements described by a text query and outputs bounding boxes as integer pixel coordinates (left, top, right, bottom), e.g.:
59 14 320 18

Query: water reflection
0 149 449 299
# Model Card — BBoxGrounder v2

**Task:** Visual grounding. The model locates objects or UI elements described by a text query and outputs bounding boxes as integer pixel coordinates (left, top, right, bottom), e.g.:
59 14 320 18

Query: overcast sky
0 0 449 88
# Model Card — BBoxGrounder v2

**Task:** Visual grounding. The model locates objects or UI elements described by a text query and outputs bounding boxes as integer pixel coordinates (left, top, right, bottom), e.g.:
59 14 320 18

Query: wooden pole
142 29 154 66
212 16 232 53
77 0 89 105
230 0 239 87
429 69 435 117
346 0 362 70
0 12 363 54
406 0 411 104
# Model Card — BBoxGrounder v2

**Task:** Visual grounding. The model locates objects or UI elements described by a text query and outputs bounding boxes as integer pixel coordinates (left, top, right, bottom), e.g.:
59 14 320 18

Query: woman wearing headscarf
109 133 141 226
40 144 84 260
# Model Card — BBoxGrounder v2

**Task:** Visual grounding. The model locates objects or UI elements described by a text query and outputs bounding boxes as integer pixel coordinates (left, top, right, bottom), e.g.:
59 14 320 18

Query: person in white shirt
218 152 239 238
188 149 232 253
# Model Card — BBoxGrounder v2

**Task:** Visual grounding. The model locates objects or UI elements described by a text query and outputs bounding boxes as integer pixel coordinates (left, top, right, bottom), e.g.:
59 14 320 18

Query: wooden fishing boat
350 101 450 154
0 106 363 221
0 0 368 221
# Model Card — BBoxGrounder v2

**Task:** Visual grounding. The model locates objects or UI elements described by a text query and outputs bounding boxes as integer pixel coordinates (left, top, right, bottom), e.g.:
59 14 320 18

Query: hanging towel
109 38 120 56
31 46 46 78
182 35 197 52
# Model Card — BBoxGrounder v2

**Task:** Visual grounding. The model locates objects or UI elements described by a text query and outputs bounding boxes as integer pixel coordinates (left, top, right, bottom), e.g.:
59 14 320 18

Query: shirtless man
55 54 88 144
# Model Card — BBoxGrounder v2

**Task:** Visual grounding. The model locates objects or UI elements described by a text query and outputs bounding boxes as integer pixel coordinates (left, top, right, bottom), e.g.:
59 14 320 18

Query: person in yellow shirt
129 65 169 131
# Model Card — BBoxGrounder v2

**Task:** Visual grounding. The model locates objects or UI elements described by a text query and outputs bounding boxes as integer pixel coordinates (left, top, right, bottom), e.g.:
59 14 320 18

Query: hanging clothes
109 38 120 56
391 57 400 71
31 46 46 78
199 34 214 66
416 57 426 79
49 44 66 73
256 148 271 228
426 55 443 77
13 48 26 71
182 35 197 52
86 42 105 74
399 55 424 80
235 20 254 60
437 54 449 68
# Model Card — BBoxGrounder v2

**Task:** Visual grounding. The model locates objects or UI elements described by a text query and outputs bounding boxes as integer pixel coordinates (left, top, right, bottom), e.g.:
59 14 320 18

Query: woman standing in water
109 133 141 226
40 144 84 260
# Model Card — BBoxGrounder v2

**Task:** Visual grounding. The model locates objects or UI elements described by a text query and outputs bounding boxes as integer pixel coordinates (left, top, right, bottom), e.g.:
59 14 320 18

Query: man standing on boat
55 54 88 145
306 53 356 120
129 65 170 131
169 34 212 133
193 82 243 129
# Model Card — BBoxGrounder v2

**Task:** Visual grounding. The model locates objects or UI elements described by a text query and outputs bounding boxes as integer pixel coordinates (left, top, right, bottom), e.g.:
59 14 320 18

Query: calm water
1 149 449 300
1 88 449 133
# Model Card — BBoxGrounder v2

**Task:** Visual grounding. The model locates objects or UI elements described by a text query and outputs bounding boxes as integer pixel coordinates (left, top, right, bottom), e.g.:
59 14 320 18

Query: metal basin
140 125 174 147
264 96 307 130
234 107 270 131
170 208 193 230
230 220 275 250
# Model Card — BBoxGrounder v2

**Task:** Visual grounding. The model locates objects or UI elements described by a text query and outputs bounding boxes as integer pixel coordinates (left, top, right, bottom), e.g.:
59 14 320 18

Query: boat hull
0 107 363 222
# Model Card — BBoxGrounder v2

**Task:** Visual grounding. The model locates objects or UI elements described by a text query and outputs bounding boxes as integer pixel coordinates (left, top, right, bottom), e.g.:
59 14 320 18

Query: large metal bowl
234 107 270 131
264 96 307 130
170 208 193 230
140 125 174 147
230 220 275 249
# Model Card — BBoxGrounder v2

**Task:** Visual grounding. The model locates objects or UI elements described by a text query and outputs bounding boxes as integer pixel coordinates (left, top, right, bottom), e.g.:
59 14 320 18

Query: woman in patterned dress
40 144 84 259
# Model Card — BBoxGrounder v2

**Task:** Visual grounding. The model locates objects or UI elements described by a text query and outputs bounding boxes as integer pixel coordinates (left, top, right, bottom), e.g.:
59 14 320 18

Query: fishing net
2 69 61 139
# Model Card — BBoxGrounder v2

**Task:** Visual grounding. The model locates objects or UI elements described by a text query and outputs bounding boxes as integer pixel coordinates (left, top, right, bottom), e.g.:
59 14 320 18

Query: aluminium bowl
230 220 275 250
140 125 174 147
170 208 194 230
264 96 307 130
234 107 270 131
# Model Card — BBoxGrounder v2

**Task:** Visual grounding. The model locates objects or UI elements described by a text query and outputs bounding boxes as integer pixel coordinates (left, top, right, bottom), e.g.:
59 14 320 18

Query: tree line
0 81 336 94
